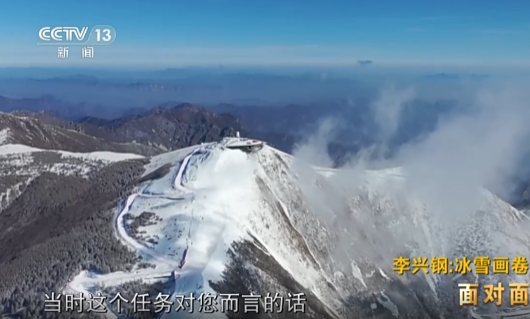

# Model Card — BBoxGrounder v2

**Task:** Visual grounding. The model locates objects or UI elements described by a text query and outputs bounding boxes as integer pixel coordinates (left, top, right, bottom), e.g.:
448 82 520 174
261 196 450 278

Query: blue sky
1 0 529 68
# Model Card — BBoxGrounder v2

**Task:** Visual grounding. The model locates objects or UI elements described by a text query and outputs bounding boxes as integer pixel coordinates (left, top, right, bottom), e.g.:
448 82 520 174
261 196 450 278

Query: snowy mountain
41 137 530 319
1 107 529 319
0 111 160 155
0 143 144 212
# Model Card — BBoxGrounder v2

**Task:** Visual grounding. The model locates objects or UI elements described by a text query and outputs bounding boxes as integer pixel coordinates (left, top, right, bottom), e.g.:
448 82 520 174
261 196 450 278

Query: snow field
0 143 144 162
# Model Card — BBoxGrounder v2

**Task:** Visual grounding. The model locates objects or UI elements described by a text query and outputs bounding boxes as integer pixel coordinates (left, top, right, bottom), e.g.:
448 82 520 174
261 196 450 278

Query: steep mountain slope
50 137 530 319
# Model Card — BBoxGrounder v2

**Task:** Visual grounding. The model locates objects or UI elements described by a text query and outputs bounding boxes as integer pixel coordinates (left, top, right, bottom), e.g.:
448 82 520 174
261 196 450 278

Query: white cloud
290 81 530 260
372 85 415 140
291 118 339 167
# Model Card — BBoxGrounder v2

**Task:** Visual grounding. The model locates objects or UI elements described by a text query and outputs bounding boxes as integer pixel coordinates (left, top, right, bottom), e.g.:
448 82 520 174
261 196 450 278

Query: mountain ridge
0 111 160 156
75 102 245 151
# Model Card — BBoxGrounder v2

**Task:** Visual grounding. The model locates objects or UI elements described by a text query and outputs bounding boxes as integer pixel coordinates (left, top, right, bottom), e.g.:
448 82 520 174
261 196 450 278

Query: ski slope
65 139 297 317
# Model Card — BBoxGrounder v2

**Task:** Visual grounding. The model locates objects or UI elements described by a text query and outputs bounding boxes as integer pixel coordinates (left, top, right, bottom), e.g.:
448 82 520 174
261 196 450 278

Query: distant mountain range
0 93 461 149
0 94 139 120
0 70 493 110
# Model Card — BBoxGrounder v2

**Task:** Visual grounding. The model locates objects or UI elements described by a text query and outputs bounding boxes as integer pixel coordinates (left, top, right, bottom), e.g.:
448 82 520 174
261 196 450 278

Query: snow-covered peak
68 138 530 318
